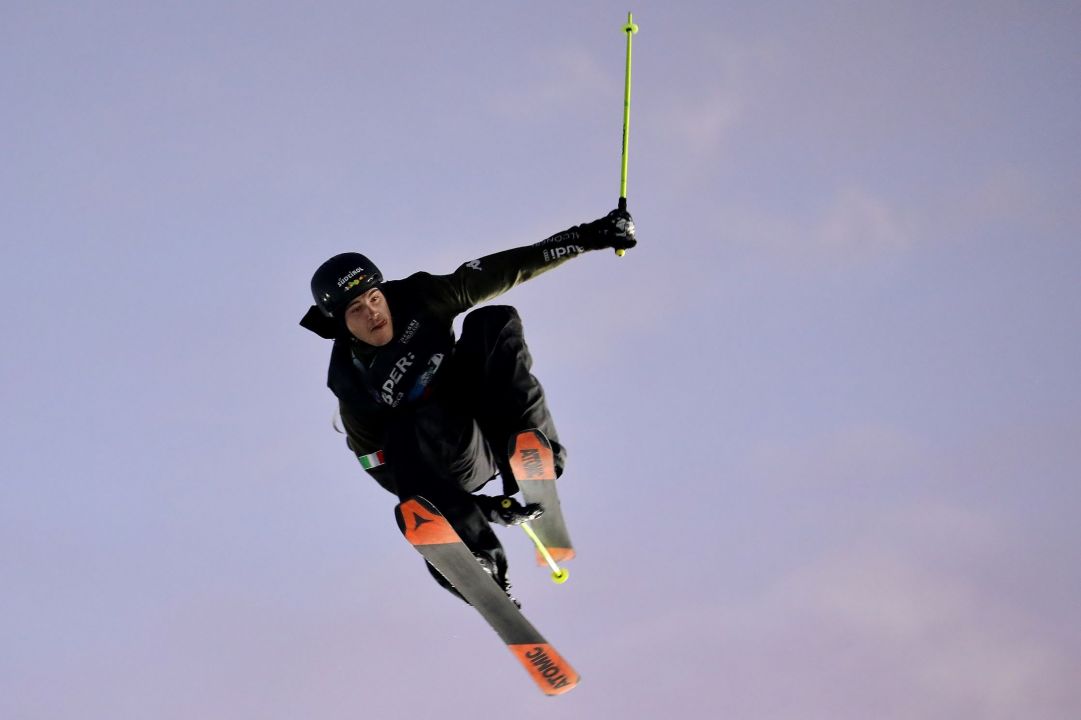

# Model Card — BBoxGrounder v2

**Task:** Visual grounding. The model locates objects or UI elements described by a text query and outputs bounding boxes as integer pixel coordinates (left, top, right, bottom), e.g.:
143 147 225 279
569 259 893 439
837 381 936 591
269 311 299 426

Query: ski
395 496 580 696
510 429 575 565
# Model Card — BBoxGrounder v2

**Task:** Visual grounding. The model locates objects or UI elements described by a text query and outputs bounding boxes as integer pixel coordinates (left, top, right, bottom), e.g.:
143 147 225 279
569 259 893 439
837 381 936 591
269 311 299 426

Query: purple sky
4 2 1080 717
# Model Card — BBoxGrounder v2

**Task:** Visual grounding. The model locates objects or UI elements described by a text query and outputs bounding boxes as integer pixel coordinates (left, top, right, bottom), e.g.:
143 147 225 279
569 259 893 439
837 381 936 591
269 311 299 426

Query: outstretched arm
428 209 637 315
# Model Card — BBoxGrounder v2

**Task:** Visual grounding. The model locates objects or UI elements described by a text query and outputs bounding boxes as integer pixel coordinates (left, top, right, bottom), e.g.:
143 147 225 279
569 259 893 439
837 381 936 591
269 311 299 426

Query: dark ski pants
385 305 565 601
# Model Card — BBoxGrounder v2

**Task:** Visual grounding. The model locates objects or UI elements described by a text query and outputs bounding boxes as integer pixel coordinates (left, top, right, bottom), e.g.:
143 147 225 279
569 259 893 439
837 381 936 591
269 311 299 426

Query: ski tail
509 428 557 482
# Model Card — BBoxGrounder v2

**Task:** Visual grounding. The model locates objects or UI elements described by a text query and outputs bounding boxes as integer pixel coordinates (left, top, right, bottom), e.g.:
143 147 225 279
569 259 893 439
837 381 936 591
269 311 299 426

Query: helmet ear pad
310 253 384 319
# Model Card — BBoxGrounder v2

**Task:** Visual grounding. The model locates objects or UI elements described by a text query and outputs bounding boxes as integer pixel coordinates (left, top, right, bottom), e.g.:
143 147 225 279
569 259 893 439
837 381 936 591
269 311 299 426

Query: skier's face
345 288 394 346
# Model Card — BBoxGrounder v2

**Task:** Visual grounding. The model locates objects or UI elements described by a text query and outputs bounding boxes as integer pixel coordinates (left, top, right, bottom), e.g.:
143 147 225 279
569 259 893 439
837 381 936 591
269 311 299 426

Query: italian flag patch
358 450 385 470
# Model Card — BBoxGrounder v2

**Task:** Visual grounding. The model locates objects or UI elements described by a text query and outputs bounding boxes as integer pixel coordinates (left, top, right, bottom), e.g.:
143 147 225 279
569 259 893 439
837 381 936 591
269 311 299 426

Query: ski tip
508 643 580 696
535 547 576 566
395 496 461 546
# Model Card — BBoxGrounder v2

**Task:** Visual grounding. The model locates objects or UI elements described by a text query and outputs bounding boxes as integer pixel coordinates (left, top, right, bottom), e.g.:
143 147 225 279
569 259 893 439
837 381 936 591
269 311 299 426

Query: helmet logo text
337 267 368 287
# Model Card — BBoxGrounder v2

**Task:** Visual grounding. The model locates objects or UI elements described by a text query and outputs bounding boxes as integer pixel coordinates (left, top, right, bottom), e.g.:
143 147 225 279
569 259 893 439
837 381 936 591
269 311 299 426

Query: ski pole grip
615 197 627 257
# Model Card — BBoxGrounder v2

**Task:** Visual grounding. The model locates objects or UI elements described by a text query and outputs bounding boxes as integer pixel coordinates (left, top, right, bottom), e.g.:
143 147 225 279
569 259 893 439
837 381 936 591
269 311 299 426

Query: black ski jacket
300 230 591 493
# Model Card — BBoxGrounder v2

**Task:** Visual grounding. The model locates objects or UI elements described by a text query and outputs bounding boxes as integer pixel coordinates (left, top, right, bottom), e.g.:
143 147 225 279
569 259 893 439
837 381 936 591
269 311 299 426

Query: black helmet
310 252 384 319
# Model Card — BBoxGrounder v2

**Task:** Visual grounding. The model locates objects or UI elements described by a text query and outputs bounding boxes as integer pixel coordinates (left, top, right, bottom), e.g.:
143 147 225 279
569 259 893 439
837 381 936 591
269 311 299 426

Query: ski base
395 495 580 695
510 429 575 565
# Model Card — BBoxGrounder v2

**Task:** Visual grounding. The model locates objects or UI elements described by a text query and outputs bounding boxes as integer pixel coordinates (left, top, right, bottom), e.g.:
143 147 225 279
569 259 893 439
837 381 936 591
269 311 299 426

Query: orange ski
510 430 575 565
395 496 580 695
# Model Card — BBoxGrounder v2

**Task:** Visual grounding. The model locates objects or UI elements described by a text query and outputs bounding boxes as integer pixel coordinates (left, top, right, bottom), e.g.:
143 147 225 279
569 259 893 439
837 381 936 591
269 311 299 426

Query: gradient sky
3 2 1080 718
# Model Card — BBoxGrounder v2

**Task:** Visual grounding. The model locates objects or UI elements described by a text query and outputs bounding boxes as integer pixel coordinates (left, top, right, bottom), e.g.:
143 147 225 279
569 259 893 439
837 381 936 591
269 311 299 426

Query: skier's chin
365 321 393 346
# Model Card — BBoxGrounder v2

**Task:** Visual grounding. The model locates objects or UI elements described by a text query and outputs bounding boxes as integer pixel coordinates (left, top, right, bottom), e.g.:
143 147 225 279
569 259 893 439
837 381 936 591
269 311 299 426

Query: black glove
578 208 637 252
476 495 545 526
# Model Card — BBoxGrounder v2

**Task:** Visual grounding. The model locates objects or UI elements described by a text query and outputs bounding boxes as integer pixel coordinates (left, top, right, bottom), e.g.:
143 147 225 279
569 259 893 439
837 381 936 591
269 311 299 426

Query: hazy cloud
631 502 1081 720
754 506 1081 719
663 90 743 155
654 40 778 159
724 187 913 270
488 47 610 119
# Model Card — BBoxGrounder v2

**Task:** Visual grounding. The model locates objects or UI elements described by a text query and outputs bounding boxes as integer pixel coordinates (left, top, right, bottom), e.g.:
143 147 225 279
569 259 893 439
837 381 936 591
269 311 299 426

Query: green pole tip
624 12 638 34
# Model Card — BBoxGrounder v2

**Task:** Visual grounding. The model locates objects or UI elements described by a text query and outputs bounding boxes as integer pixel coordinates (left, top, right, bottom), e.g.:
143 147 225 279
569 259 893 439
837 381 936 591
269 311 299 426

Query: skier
300 209 636 604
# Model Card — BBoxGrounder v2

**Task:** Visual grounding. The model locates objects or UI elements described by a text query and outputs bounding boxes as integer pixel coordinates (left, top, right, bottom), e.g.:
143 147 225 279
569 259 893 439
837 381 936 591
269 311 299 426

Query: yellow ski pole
503 498 569 584
521 522 570 584
616 11 639 257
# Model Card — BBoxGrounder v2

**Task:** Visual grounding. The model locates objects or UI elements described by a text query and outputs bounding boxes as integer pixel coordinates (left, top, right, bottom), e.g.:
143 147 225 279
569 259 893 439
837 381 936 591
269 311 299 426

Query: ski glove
578 208 637 252
476 495 544 526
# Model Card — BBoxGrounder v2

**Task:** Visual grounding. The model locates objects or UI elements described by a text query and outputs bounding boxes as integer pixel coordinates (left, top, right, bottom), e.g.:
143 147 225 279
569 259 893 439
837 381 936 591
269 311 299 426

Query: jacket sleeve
422 228 591 316
338 399 398 495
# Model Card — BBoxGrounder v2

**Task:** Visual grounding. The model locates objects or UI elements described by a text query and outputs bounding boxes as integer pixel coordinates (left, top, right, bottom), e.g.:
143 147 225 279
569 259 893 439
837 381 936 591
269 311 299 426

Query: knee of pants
461 305 521 339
